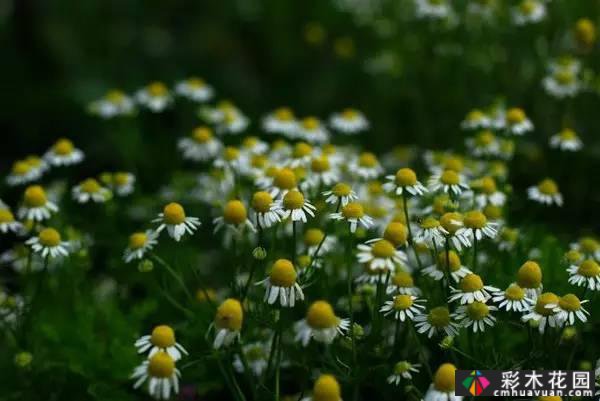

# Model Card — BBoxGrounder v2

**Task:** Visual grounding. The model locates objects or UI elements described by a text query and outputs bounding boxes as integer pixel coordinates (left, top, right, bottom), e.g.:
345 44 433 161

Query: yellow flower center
466 109 485 122
575 18 596 47
483 205 502 220
282 190 305 210
147 352 175 378
383 222 408 247
579 237 600 253
274 168 297 190
433 363 456 392
252 191 273 213
341 202 365 219
475 130 495 146
270 259 297 287
428 306 451 327
53 138 75 156
504 284 526 300
302 117 320 130
310 156 330 174
517 261 542 288
578 259 600 277
113 172 130 187
466 301 490 320
163 203 186 225
215 298 244 330
12 161 31 175
437 251 461 272
558 128 577 141
341 109 358 120
537 179 558 195
535 293 559 316
507 107 526 124
293 142 313 159
129 232 148 249
150 325 176 348
186 77 205 88
358 152 378 168
393 294 413 310
555 70 575 85
395 168 417 186
392 271 414 288
564 250 581 263
147 81 168 97
39 228 61 247
519 0 536 14
538 397 562 401
251 155 268 169
371 240 396 258
306 300 338 329
275 107 294 121
24 185 48 207
223 146 240 162
440 170 460 185
106 89 125 103
459 274 484 292
420 216 440 230
443 157 464 173
304 228 325 246
332 183 352 197
223 200 248 225
81 178 101 194
196 288 216 303
558 294 581 312
313 374 341 401
192 127 213 143
0 209 15 223
463 210 487 229
479 176 497 194
440 212 463 235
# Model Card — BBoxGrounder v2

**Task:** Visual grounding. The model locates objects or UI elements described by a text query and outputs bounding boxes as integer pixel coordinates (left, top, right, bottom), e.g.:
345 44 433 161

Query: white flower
387 361 421 385
567 260 600 291
294 300 349 346
421 250 471 282
0 208 23 234
178 126 222 162
262 107 299 137
357 239 407 272
153 203 201 242
415 0 452 20
329 108 369 134
449 274 499 304
383 168 428 197
527 179 563 206
492 284 533 312
271 190 316 223
6 157 48 186
553 294 589 326
380 294 426 322
297 117 330 144
453 301 498 333
543 69 580 99
26 228 69 259
135 325 188 361
415 217 448 247
549 128 583 152
251 191 282 229
522 292 561 334
213 200 256 235
135 82 172 112
349 152 383 180
72 178 112 204
428 170 469 196
123 231 158 263
131 352 180 400
504 107 533 135
110 172 136 196
18 185 58 222
461 109 491 130
44 138 84 167
258 259 304 308
414 306 459 338
512 0 546 26
233 343 269 377
175 77 214 102
330 202 374 233
89 89 135 118
323 183 358 207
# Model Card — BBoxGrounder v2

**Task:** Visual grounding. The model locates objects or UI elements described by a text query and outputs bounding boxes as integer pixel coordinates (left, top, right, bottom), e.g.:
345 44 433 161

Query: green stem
402 192 423 270
345 228 358 401
151 253 193 302
472 233 478 272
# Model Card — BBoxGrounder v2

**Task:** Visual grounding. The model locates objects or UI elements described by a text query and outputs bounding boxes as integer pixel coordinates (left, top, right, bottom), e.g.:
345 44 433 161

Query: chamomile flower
449 274 499 304
241 136 269 155
380 294 426 322
110 172 136 196
425 363 462 401
522 292 561 333
217 106 249 135
26 228 69 259
6 158 45 186
131 351 180 400
428 170 469 196
384 168 428 197
461 109 491 130
512 0 546 26
302 374 342 401
415 306 460 338
72 178 112 203
213 200 255 236
175 77 214 102
304 228 335 255
454 301 497 333
357 239 407 272
349 152 383 180
178 126 222 162
89 89 135 118
135 81 172 112
258 259 304 307
528 178 563 206
492 284 533 312
574 18 597 50
387 361 421 385
549 128 583 152
329 108 369 134
298 116 330 144
504 107 533 135
135 325 188 361
387 271 421 295
330 202 374 233
472 176 506 207
466 130 501 157
262 107 298 136
123 231 158 263
323 183 358 207
266 168 298 199
567 259 600 291
455 210 498 241
44 138 84 167
422 251 471 282
214 146 243 172
251 191 281 228
272 190 316 223
553 294 589 326
543 68 580 99
285 142 314 168
233 342 269 376
415 0 452 20
0 208 23 234
570 237 600 260
439 212 472 251
383 221 409 248
213 298 243 349
415 217 448 247
516 260 543 299
18 185 58 222
153 203 201 242
294 300 349 346
305 156 339 189
467 0 497 19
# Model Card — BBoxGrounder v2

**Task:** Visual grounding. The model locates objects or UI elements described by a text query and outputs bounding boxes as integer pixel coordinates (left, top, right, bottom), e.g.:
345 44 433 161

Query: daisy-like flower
262 107 298 137
516 260 543 299
123 231 158 263
512 0 546 26
415 0 452 20
177 126 222 162
44 138 84 167
301 374 342 401
414 306 460 338
439 212 472 251
492 284 533 312
387 361 421 385
570 237 600 260
387 271 421 295
303 228 336 255
522 292 561 333
213 298 243 349
258 259 304 307
461 109 491 130
294 300 349 346
467 0 497 19
6 158 46 186
466 130 501 157
131 351 180 400
574 18 597 50
153 202 201 242
323 182 358 207
135 81 172 112
217 106 250 135
72 178 112 204
298 116 330 144
305 156 339 189
89 89 135 118
504 107 533 135
135 325 188 361
213 146 243 173
357 239 407 272
240 136 269 156
174 77 214 102
265 168 298 199
449 273 499 304
567 259 600 291
285 142 314 168
422 251 471 282
110 172 136 196
18 185 58 222
453 301 497 333
380 294 426 322
330 202 374 233
329 108 369 134
272 190 316 223
424 363 463 401
428 170 469 196
383 221 409 248
472 176 506 207
543 68 580 99
213 199 255 236
384 168 428 197
415 217 448 247
455 210 498 241
26 228 69 259
553 294 589 326
527 178 563 206
251 191 281 229
0 208 23 234
349 152 383 180
549 128 583 152
233 342 269 377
